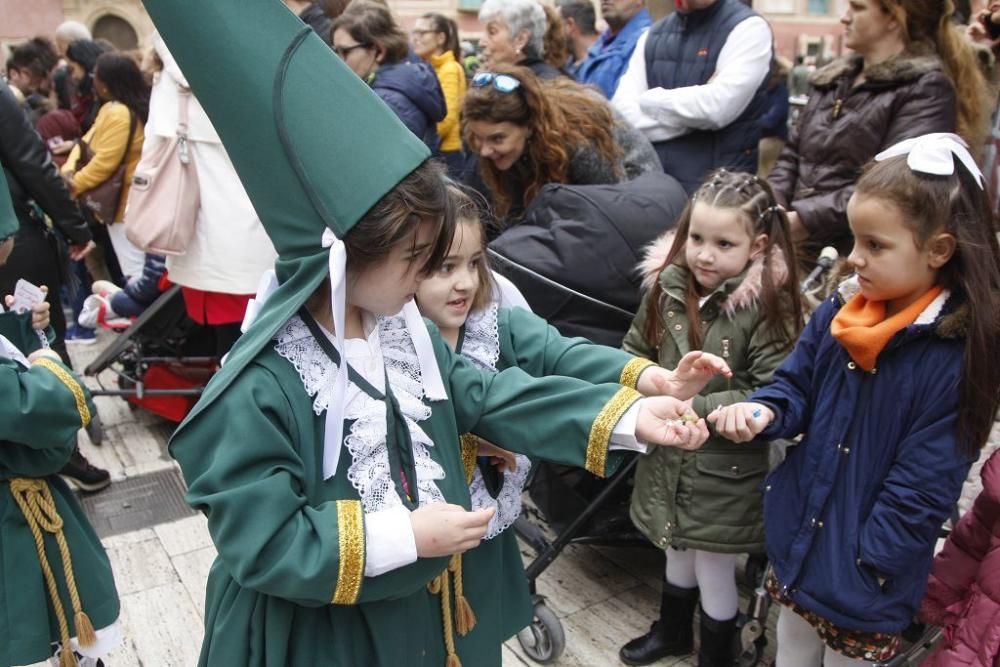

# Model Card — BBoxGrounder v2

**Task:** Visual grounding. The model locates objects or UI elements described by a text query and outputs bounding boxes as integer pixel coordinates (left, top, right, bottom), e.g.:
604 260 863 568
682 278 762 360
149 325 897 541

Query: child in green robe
412 185 733 665
143 2 719 664
0 180 121 667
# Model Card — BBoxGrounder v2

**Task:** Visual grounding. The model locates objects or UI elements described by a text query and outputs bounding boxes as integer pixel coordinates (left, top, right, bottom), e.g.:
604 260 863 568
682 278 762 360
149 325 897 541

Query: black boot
697 608 738 667
60 446 111 492
619 582 698 666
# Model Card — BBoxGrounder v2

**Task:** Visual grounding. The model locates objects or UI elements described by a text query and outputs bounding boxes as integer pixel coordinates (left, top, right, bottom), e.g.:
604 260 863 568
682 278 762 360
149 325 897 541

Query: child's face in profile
348 219 438 317
846 193 942 315
416 220 483 334
685 202 765 293
0 238 13 266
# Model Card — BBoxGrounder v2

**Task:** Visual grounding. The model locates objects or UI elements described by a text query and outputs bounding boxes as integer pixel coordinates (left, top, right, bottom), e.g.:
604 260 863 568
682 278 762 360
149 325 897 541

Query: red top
181 287 253 326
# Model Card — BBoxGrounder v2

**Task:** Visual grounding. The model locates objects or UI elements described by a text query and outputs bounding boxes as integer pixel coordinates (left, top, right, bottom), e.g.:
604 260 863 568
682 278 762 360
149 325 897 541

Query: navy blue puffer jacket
752 279 973 634
372 58 446 152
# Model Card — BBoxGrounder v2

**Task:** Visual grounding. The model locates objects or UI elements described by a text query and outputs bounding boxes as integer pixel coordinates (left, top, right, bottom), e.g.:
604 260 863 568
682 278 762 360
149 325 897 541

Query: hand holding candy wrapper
636 396 710 451
706 402 775 443
4 280 51 349
636 351 732 400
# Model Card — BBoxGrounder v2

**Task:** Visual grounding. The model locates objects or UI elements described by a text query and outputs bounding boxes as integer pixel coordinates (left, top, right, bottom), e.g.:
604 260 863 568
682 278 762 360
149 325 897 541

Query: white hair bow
874 133 985 190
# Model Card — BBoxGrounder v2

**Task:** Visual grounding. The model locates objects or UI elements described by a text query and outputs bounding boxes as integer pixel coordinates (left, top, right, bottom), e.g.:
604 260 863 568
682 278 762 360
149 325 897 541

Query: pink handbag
125 87 200 256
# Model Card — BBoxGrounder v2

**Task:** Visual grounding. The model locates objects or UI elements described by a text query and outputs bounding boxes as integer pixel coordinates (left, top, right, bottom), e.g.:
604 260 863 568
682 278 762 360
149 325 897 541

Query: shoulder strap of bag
116 107 138 171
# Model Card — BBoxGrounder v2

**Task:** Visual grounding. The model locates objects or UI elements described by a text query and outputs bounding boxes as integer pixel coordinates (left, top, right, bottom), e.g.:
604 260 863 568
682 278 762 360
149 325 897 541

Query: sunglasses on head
471 72 521 93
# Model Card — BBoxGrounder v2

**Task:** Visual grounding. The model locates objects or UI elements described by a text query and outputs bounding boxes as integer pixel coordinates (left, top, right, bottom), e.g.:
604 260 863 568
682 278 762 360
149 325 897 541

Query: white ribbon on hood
875 133 985 189
319 228 447 480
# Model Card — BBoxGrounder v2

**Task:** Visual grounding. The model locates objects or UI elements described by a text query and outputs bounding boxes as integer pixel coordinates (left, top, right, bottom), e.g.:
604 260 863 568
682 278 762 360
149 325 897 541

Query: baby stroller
489 172 688 663
83 284 218 442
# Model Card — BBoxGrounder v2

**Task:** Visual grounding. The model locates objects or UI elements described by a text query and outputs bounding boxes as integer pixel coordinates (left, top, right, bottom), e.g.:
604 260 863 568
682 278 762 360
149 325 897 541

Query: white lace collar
274 314 446 513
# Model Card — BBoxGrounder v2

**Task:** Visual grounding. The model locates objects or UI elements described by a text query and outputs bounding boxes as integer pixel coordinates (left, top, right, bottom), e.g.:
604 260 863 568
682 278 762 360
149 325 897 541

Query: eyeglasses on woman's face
333 43 370 59
471 72 521 93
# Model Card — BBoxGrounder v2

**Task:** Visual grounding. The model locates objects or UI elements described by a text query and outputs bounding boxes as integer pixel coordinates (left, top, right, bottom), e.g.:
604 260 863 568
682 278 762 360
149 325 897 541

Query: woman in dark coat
768 0 991 267
331 1 446 151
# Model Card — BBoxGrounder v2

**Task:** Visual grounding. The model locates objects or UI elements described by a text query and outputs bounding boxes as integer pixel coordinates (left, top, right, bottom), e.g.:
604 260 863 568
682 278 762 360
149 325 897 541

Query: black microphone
801 246 839 294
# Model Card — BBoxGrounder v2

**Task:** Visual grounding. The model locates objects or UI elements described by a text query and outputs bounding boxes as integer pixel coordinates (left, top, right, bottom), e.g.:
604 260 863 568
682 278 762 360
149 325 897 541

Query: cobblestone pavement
23 330 780 667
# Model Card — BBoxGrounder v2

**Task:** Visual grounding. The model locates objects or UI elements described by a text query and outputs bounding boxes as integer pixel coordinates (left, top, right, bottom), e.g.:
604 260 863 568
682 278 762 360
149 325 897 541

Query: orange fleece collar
830 286 944 371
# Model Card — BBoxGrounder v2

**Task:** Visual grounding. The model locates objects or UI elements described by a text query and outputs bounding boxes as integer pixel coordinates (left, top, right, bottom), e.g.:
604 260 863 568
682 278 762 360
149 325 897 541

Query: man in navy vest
612 0 772 194
573 0 652 98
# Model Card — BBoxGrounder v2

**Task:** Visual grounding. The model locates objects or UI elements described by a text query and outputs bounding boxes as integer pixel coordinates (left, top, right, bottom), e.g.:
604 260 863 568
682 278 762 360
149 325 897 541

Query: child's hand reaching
707 402 774 443
4 287 50 330
636 396 710 451
410 504 496 558
636 352 732 400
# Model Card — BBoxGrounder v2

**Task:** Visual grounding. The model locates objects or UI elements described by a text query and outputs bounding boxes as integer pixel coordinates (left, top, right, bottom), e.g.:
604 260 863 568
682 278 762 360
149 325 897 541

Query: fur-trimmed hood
638 229 790 318
810 40 944 89
835 274 970 340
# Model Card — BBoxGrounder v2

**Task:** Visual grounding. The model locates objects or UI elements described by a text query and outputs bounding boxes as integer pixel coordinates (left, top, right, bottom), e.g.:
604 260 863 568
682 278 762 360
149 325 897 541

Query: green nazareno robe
453 304 654 664
169 309 644 666
0 314 119 667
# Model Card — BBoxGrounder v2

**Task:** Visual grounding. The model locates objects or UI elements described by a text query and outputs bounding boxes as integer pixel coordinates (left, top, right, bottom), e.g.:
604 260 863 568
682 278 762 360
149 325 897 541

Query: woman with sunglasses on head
461 65 660 226
331 0 446 151
411 14 467 177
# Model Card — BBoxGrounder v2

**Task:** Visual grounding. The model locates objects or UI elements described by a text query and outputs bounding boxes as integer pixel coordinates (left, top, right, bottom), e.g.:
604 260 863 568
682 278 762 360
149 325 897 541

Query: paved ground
28 330 782 667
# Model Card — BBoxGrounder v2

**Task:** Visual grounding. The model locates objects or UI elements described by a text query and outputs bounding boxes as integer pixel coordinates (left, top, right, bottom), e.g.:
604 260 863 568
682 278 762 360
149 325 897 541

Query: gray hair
556 0 596 35
479 0 547 59
55 20 91 44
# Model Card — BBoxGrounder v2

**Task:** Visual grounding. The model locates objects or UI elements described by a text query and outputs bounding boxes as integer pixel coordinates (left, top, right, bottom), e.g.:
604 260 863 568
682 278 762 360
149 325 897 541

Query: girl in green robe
141 3 716 664
412 185 733 665
0 197 121 667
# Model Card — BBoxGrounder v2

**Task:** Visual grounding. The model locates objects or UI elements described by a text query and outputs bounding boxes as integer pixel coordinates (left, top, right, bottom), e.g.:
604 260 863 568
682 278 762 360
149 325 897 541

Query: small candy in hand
680 413 699 424
751 408 762 419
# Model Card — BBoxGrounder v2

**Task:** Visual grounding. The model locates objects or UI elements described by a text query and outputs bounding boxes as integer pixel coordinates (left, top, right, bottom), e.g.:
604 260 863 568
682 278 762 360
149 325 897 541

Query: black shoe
60 447 111 492
697 609 738 667
619 582 699 666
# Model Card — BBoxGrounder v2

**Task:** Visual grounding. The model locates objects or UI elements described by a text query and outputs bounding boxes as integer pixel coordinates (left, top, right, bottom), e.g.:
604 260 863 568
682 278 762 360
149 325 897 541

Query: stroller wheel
516 599 565 664
736 635 766 667
85 412 104 446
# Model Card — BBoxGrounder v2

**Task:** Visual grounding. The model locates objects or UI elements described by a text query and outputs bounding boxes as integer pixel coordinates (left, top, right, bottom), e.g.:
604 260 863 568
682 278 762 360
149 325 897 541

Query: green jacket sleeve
502 307 652 388
169 363 366 608
689 320 793 416
438 329 640 478
0 356 94 477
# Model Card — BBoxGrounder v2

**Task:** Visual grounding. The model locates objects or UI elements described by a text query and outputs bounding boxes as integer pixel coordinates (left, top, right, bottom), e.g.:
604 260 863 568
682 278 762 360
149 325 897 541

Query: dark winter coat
372 59 447 151
768 42 956 263
622 234 796 553
0 82 90 246
754 278 972 634
920 448 1000 667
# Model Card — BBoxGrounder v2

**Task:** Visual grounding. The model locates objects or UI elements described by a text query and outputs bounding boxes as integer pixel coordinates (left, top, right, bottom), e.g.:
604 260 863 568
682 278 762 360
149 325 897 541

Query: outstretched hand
636 396 710 451
410 503 495 558
637 352 732 400
707 402 775 443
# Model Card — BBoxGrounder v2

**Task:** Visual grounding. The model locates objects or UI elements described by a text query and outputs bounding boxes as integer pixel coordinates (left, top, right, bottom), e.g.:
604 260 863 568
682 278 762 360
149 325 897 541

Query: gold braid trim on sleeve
619 358 656 390
331 500 365 605
459 434 479 484
586 387 642 477
32 357 91 428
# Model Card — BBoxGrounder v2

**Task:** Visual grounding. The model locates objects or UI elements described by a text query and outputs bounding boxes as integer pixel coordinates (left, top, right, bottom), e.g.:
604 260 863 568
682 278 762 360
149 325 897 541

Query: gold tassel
449 555 477 636
446 654 462 667
74 610 97 647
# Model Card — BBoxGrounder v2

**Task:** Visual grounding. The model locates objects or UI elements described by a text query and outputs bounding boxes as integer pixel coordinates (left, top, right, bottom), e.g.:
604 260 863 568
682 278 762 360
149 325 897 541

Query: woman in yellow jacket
412 13 467 176
63 52 147 279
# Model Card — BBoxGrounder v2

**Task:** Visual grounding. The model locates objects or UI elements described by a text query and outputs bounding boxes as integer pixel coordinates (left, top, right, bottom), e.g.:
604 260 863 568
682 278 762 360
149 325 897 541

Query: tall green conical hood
142 0 430 260
0 166 17 241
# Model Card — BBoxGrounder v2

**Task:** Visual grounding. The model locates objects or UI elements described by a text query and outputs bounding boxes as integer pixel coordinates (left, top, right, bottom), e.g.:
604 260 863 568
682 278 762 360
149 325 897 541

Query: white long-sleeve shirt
612 16 773 144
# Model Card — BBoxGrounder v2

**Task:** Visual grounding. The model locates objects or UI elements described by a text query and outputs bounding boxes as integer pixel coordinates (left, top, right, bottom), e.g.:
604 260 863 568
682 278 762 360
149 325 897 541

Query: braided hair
643 169 804 349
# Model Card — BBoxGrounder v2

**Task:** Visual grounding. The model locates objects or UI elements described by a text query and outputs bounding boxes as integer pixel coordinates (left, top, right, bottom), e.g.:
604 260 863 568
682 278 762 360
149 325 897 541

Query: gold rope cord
10 478 97 667
31 358 91 428
459 434 478 484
